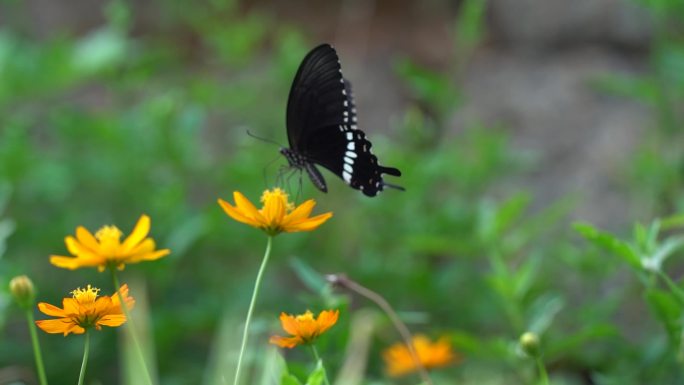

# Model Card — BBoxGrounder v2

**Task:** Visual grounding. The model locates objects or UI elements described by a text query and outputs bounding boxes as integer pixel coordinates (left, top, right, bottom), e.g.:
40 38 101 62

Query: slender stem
25 309 48 385
78 332 90 385
110 268 154 385
535 357 549 385
233 236 273 385
488 250 523 332
310 345 331 385
658 271 684 306
329 275 433 385
657 271 684 361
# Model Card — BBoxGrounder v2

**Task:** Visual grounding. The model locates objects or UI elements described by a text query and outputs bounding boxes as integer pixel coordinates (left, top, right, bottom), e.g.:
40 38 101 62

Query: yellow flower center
71 285 100 305
261 188 295 212
295 310 315 322
95 225 123 242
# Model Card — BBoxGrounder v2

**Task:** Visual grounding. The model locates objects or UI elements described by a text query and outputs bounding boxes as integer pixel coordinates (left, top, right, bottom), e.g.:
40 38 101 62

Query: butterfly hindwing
283 43 402 197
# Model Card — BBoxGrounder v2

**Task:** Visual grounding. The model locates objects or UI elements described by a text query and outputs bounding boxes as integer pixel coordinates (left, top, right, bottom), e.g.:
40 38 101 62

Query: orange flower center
71 285 100 305
70 285 104 328
260 188 295 212
95 225 123 243
295 311 315 322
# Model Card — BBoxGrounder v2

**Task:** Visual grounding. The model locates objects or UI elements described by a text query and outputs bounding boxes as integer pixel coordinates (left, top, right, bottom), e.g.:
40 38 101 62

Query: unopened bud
519 331 540 357
10 275 36 309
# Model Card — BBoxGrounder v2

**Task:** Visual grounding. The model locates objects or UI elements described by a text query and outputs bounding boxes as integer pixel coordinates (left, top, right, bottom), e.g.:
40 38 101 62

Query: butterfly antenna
247 130 286 148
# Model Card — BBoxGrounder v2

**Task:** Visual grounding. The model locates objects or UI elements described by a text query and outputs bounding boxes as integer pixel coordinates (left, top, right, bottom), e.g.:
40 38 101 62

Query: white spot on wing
347 142 355 150
344 163 353 173
344 156 354 165
346 132 353 140
345 151 357 158
343 171 352 183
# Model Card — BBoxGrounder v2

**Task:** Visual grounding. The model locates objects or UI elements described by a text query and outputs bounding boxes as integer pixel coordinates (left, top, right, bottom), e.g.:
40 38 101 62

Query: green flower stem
310 344 320 360
78 332 90 385
535 357 549 385
25 309 48 385
310 345 331 385
233 236 273 385
110 268 154 385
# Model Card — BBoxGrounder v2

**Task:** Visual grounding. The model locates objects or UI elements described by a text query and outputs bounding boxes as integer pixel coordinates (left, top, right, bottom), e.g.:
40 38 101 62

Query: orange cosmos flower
269 309 339 348
383 334 459 377
50 214 171 271
218 188 333 236
36 284 134 336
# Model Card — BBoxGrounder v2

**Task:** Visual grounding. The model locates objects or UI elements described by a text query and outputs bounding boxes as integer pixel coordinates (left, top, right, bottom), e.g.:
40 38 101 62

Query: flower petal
279 312 299 336
62 298 80 315
35 318 74 334
233 191 266 223
37 302 67 317
97 314 127 327
218 198 261 227
65 236 102 260
315 309 339 334
128 238 155 255
269 335 303 349
284 212 333 232
75 227 100 252
130 249 170 263
50 255 102 270
281 199 315 226
262 192 286 227
111 284 135 310
122 215 151 252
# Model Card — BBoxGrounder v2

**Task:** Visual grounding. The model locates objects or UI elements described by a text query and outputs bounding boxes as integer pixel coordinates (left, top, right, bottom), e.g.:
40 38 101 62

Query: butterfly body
283 43 403 197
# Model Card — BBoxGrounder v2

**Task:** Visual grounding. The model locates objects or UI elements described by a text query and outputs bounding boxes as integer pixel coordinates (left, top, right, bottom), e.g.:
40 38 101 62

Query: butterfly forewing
286 44 352 147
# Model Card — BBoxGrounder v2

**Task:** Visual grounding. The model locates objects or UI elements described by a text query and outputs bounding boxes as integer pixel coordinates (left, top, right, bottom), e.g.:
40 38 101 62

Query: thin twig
326 274 433 385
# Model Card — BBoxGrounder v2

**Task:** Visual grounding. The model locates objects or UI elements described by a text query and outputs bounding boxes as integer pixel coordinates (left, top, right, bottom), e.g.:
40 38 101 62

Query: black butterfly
280 43 403 197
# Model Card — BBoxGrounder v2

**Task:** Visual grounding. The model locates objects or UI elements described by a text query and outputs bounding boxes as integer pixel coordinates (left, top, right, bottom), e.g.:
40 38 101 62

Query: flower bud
519 331 540 357
9 275 36 309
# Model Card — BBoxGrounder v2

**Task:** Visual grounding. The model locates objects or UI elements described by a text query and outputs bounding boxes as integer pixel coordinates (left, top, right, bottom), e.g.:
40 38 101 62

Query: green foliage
1 0 684 384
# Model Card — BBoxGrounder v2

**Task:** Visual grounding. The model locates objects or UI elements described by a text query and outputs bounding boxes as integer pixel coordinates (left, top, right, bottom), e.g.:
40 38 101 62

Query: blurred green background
2 0 684 384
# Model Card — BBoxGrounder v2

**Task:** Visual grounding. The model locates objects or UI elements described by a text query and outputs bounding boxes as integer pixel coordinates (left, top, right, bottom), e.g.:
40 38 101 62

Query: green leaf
645 288 683 346
282 374 304 385
573 222 641 270
661 213 684 230
494 193 531 236
305 360 326 385
642 236 684 272
455 0 487 49
527 294 564 335
289 257 330 296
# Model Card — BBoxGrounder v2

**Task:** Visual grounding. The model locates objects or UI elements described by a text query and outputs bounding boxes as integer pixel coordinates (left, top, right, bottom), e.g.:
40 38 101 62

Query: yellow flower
269 309 339 348
218 188 333 236
50 214 171 272
35 284 134 336
383 334 459 377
